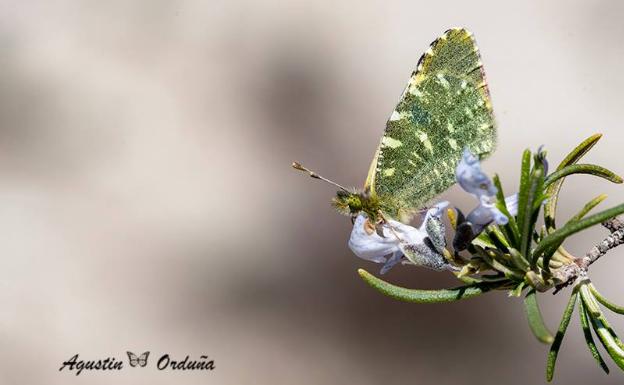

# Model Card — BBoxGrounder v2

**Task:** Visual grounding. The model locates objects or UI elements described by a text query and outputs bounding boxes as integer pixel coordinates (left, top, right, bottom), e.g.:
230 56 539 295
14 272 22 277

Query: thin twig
601 217 624 233
553 217 624 292
582 218 624 267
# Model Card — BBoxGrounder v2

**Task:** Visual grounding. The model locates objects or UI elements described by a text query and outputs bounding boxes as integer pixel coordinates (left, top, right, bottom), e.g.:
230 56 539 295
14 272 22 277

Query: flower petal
505 193 519 216
349 205 451 272
348 214 399 263
380 251 404 274
456 148 498 198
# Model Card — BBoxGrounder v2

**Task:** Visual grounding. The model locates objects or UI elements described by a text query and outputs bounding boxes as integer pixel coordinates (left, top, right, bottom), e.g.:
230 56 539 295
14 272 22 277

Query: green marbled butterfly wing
371 28 496 221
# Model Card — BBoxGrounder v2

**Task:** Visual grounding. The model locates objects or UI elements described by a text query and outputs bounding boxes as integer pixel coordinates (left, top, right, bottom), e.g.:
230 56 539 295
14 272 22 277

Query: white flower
348 202 449 273
348 214 400 264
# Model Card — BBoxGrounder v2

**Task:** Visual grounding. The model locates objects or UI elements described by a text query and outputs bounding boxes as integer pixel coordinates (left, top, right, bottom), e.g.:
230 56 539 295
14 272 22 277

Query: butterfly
127 351 150 367
293 28 496 225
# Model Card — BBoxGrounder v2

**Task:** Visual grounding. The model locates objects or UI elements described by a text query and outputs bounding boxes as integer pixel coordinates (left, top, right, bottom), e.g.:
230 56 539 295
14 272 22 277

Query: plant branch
580 218 624 268
601 217 624 233
552 217 624 292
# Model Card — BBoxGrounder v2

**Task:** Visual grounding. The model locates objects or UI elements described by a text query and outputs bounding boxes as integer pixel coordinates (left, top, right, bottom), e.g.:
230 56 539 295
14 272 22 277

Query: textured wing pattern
371 28 496 220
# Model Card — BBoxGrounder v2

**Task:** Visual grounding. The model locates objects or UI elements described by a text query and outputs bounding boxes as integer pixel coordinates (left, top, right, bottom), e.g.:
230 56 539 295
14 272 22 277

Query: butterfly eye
336 190 350 198
479 183 488 190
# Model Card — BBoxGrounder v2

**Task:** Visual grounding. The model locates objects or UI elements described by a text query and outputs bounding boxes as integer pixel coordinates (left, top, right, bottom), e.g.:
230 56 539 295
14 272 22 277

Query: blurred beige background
1 0 624 384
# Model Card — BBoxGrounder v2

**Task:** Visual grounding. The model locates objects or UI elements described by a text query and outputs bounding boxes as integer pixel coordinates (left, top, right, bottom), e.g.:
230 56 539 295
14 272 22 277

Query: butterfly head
332 188 381 222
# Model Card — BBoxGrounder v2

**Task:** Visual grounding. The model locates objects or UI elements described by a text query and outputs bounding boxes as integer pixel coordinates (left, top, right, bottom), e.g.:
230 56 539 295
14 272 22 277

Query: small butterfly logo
127 351 150 368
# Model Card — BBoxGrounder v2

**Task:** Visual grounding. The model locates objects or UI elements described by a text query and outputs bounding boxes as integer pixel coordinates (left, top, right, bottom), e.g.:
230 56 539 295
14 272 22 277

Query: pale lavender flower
453 148 518 250
457 149 518 226
348 202 449 274
348 214 400 264
456 148 498 198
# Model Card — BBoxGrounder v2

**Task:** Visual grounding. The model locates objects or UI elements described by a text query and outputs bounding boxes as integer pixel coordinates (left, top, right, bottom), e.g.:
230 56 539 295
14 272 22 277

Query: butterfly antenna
292 162 350 192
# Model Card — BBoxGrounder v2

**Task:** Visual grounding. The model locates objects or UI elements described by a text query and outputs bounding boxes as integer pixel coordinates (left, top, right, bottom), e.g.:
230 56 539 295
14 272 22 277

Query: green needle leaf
546 292 578 382
544 164 623 187
522 168 544 266
509 247 530 271
357 269 501 303
509 281 526 297
486 226 511 250
535 203 624 267
544 133 602 232
590 284 624 315
524 289 555 344
493 174 520 246
475 246 524 280
569 194 608 223
517 149 533 243
581 284 624 370
579 299 610 374
589 315 624 370
580 283 602 317
473 231 498 249
557 133 602 170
